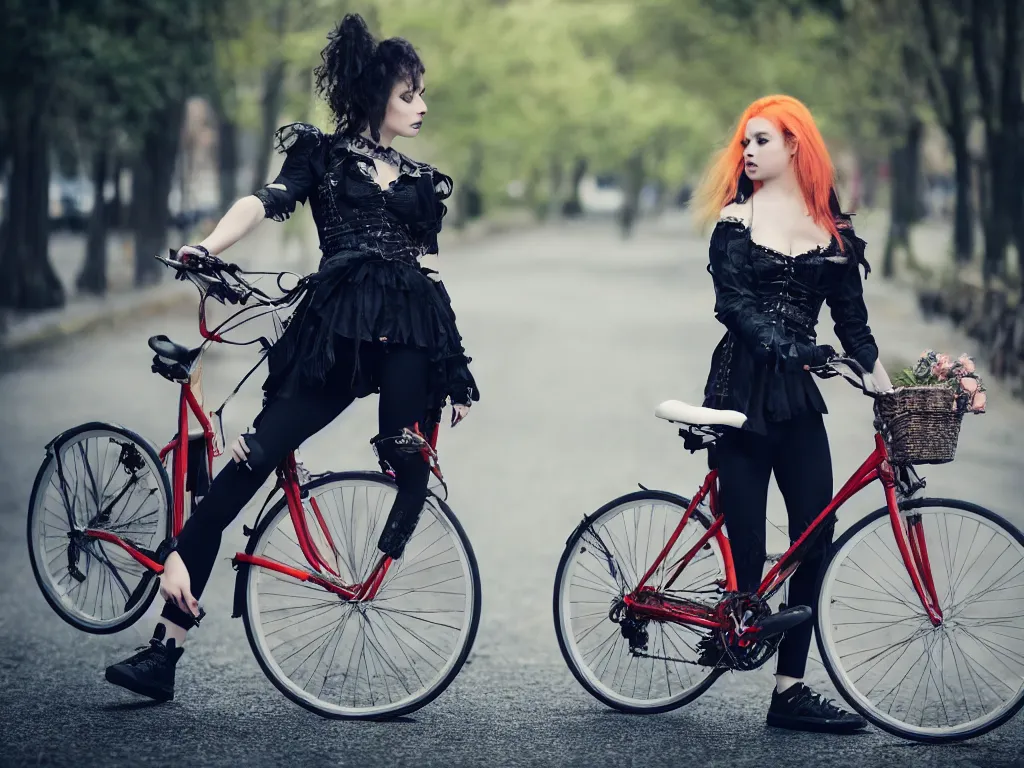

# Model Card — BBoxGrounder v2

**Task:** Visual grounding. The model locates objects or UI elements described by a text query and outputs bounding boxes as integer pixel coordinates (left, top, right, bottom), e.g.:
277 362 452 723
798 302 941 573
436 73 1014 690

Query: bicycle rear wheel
817 498 1024 742
27 423 171 633
241 471 481 719
554 490 727 714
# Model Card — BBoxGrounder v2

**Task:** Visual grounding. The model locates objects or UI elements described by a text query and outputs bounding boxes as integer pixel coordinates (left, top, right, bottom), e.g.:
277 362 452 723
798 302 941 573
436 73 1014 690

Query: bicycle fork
231 457 393 615
883 469 944 626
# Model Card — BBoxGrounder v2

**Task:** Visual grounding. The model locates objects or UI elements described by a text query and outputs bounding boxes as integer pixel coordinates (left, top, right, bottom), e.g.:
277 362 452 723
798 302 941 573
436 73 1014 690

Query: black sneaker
104 624 184 702
767 683 867 733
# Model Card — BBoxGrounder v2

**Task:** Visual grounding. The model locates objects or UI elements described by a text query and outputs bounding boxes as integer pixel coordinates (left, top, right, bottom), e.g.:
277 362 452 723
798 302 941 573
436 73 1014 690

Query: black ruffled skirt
263 250 479 408
703 331 826 435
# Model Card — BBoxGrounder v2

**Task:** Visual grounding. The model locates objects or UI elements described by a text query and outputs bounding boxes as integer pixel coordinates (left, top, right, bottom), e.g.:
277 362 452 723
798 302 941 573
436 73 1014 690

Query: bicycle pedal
753 605 811 638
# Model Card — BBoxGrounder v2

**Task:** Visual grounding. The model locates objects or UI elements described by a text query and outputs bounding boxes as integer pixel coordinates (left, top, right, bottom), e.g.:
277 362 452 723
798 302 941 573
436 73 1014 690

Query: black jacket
702 217 878 434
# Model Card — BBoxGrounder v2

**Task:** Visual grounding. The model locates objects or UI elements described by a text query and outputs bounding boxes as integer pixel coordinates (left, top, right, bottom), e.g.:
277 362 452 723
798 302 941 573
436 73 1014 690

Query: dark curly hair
313 14 425 142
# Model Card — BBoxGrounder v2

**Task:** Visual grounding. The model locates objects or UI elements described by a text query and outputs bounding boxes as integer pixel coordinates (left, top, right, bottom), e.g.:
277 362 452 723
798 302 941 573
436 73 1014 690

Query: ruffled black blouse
252 123 478 408
702 217 878 434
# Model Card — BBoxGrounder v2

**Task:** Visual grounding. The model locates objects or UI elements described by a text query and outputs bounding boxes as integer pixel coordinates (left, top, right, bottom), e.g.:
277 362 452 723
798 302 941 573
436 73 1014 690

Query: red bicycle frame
80 286 439 604
622 431 944 633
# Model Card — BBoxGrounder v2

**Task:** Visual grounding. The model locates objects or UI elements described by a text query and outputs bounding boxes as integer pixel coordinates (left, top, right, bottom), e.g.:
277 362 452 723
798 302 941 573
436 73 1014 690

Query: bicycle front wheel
817 498 1024 742
241 471 481 719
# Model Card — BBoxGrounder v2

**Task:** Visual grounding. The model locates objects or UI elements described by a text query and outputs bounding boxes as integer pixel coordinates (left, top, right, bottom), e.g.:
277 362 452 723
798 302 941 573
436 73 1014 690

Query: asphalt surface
2 216 1024 767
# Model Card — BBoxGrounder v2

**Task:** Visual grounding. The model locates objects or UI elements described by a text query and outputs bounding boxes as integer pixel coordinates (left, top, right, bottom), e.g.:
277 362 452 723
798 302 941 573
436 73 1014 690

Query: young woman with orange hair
693 95 892 733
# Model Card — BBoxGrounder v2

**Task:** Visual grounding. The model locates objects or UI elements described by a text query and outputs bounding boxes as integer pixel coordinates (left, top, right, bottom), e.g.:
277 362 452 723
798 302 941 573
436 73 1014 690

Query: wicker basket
874 386 964 465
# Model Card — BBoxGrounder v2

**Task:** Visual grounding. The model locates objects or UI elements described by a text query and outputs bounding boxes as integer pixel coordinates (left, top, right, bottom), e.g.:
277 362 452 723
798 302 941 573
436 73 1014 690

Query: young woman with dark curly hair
104 13 479 702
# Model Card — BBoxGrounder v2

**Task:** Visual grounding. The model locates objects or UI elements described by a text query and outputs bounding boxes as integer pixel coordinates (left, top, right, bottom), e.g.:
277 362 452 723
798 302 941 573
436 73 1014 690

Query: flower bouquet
877 350 986 465
891 351 987 414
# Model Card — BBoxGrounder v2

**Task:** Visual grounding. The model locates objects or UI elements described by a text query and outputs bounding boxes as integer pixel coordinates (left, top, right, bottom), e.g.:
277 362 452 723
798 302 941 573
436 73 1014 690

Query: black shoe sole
104 666 174 703
766 711 867 734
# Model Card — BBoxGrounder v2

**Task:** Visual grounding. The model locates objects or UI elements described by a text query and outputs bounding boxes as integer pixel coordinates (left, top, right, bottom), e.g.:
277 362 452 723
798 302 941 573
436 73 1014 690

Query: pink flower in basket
960 376 979 394
931 354 954 380
971 391 987 413
957 354 976 374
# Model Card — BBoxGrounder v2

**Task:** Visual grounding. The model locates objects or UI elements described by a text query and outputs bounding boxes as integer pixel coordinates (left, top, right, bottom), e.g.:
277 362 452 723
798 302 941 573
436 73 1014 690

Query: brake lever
808 365 842 379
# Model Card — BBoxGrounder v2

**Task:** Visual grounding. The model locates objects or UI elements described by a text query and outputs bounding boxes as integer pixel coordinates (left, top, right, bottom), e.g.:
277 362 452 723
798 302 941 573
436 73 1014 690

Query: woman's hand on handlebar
808 354 895 396
802 344 837 371
451 403 470 427
175 244 213 265
175 244 235 272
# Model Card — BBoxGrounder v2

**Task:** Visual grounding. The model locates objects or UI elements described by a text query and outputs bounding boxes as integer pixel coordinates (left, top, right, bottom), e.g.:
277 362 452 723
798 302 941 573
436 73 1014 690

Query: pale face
381 77 427 140
741 116 794 181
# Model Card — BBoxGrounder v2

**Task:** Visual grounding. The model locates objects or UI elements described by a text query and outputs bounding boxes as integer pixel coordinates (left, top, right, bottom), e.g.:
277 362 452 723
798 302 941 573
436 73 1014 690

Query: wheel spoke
29 429 169 632
558 496 725 711
245 476 475 717
819 504 1024 739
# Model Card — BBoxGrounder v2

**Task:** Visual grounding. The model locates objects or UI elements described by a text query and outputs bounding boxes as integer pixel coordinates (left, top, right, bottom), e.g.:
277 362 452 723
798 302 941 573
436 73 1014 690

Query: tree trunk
546 156 564 221
523 164 545 220
250 60 287 193
77 146 109 295
859 155 880 210
1016 150 1024 298
0 104 9 182
215 102 239 212
109 154 124 230
906 119 924 227
951 126 974 263
561 157 587 217
980 130 1010 284
249 1 290 194
133 101 186 287
455 143 485 227
0 88 63 310
619 149 645 239
882 118 922 278
970 0 1021 284
881 150 908 279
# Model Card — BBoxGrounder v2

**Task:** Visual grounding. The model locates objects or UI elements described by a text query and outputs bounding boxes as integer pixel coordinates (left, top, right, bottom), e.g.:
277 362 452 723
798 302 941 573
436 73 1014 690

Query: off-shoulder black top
252 123 478 408
702 217 878 434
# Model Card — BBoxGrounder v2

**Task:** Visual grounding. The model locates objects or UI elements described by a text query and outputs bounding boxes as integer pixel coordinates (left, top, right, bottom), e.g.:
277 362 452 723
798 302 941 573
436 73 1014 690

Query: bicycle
553 357 1024 742
27 251 482 719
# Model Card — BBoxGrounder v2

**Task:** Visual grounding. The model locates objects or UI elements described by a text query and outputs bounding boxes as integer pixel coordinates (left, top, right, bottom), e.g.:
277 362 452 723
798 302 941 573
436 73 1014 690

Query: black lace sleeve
708 220 819 372
253 123 324 222
410 167 453 255
419 268 479 406
826 226 879 372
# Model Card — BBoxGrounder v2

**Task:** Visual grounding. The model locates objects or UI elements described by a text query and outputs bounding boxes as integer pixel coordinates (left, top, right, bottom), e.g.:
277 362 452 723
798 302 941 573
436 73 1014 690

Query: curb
0 212 537 354
0 283 194 353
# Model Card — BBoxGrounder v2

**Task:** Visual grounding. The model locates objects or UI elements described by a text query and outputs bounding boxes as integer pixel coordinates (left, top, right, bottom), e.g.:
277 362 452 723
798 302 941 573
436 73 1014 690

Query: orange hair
693 95 842 248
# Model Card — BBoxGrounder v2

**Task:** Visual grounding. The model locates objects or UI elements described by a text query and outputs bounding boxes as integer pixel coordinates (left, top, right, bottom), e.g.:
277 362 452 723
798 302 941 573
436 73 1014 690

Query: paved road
2 217 1024 767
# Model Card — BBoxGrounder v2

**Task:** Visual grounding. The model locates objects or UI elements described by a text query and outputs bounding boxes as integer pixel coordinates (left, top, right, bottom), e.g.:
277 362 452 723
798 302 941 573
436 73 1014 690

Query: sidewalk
0 209 532 353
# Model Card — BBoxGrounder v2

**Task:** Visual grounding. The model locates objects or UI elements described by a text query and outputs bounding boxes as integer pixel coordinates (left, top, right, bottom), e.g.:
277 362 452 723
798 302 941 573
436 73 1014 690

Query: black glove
808 344 838 368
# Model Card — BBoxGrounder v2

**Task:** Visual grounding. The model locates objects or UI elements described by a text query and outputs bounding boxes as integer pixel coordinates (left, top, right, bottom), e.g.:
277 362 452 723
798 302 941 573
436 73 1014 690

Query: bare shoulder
718 200 751 227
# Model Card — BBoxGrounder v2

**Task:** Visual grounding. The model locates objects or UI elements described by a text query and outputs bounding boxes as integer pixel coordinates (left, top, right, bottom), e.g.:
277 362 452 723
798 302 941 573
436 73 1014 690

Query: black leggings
715 410 833 678
162 338 432 630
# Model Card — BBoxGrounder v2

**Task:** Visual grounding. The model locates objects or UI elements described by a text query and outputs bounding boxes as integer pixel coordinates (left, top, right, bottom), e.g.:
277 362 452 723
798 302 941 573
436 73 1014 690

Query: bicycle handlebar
809 356 890 399
155 249 308 342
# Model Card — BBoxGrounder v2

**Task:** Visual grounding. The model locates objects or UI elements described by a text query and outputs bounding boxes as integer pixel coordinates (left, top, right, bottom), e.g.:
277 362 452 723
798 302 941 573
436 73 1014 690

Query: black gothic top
252 123 478 408
702 217 878 434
